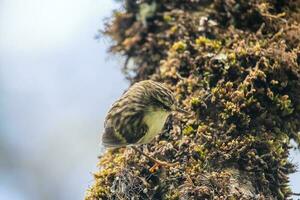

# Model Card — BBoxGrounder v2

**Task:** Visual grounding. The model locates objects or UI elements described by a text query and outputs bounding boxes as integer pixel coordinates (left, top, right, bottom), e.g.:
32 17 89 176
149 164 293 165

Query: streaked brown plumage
101 80 186 169
102 80 177 146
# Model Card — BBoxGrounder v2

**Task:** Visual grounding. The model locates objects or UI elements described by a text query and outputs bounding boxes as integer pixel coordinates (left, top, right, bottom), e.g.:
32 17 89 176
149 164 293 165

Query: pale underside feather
138 109 170 144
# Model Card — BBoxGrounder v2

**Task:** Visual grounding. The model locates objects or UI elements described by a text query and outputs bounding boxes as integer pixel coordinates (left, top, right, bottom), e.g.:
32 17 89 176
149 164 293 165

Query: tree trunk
85 0 300 199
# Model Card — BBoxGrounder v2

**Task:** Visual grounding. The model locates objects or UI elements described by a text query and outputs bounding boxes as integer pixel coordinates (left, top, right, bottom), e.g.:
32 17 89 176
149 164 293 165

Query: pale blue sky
0 1 299 199
0 0 128 199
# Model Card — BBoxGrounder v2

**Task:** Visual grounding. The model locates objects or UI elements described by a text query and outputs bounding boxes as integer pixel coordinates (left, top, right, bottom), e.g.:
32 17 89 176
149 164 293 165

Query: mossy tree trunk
86 0 300 199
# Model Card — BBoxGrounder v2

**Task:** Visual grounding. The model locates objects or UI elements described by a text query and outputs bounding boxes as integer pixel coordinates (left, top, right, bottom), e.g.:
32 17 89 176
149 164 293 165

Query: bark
85 0 300 199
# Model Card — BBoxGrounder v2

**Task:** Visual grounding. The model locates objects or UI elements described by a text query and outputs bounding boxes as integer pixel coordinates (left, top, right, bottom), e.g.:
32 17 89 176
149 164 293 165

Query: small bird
102 80 187 169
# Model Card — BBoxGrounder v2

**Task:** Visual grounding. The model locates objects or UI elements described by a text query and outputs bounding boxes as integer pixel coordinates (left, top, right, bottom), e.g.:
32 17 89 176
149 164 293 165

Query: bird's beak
175 107 189 114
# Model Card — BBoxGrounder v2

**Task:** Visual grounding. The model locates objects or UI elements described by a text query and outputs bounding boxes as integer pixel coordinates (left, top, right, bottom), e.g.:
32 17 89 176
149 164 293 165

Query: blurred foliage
86 0 300 199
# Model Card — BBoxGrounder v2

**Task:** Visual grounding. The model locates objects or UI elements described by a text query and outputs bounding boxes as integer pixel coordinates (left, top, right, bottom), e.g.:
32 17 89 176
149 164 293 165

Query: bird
102 80 187 170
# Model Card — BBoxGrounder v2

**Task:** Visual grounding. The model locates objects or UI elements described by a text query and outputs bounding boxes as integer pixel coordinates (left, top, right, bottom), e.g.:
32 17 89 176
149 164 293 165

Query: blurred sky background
0 0 128 199
0 0 299 200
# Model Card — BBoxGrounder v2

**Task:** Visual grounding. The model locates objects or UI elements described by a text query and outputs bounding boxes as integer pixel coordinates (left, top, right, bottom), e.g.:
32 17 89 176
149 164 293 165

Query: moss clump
193 145 207 160
182 125 194 136
171 41 187 53
195 36 222 50
85 149 125 199
87 0 300 199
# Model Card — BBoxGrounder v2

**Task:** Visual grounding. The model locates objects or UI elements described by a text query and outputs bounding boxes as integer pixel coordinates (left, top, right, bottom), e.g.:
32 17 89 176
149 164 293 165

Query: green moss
268 92 294 116
227 52 237 65
195 36 221 50
165 191 180 200
171 41 187 53
88 0 300 199
163 13 173 23
190 97 201 107
183 125 195 136
193 145 207 160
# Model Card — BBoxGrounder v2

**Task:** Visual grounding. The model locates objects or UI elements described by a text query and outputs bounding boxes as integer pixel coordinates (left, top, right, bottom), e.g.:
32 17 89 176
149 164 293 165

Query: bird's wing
102 83 148 146
102 126 127 147
117 113 148 144
102 109 148 147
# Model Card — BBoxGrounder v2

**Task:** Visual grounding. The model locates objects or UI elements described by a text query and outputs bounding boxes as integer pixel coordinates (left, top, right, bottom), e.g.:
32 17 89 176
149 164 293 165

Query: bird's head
148 81 188 114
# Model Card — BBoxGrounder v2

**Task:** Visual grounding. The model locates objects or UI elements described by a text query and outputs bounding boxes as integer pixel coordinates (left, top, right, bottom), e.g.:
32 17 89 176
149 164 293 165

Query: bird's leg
131 146 178 172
